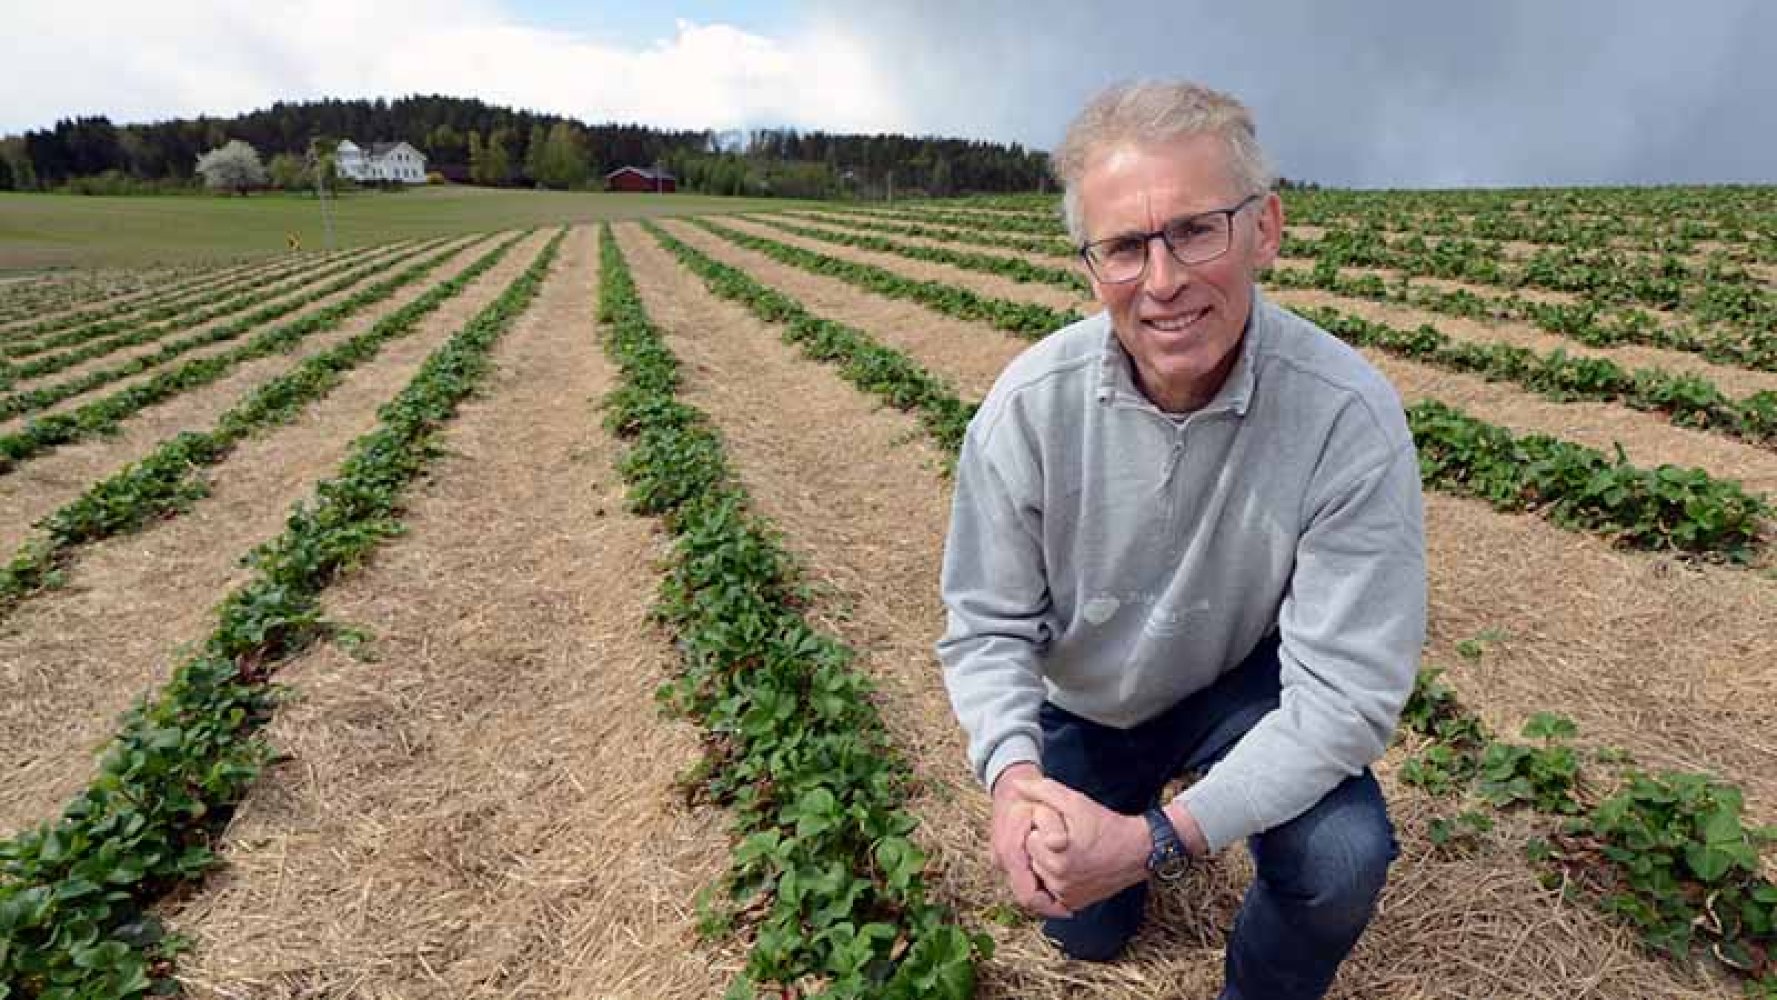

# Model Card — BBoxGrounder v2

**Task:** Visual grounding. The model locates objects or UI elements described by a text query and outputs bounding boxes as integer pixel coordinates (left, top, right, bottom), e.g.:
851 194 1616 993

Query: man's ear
1253 191 1285 269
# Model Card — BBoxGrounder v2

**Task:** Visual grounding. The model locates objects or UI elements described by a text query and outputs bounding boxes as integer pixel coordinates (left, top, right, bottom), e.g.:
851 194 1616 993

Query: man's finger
1006 840 1073 918
1028 839 1066 888
1027 893 1073 919
1006 858 1042 901
1018 776 1088 816
1030 802 1070 851
1024 881 1074 919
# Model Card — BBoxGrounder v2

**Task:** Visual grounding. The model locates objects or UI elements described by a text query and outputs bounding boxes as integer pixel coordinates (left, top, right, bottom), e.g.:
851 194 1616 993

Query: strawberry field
0 185 1774 999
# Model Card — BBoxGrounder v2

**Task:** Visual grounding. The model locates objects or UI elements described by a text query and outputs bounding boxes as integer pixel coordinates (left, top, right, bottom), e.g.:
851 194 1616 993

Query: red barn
605 166 677 193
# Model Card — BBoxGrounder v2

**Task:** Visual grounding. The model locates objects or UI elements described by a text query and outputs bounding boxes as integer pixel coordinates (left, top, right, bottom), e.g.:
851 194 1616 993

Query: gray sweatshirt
936 292 1427 855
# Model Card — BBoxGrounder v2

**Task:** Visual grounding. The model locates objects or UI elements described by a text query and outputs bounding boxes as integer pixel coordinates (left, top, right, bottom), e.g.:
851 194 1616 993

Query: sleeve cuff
983 734 1042 792
1175 774 1259 856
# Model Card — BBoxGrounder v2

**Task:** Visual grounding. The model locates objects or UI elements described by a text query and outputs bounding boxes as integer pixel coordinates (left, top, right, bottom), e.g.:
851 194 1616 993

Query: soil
0 231 551 837
0 235 502 557
168 225 735 999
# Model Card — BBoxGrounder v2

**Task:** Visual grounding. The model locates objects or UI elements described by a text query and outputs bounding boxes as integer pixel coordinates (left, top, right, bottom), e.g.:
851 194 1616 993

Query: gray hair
1053 80 1276 245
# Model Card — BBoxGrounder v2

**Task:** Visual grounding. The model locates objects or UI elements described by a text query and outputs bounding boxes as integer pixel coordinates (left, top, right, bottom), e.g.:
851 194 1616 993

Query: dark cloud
820 0 1776 186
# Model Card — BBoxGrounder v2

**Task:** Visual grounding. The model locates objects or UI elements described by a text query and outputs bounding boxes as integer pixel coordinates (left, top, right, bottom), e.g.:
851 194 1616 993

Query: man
936 80 1427 1000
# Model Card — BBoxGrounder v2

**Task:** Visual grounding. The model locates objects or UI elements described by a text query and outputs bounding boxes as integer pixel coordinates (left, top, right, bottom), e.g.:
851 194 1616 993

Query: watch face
1155 852 1190 882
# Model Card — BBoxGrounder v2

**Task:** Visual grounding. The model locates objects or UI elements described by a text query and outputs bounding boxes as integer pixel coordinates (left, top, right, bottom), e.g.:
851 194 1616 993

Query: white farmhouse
334 139 428 184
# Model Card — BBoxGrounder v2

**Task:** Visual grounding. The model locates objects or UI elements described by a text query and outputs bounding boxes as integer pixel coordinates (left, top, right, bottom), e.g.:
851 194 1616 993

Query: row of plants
790 209 1076 258
1291 227 1775 333
596 224 985 998
0 257 286 345
0 260 267 318
1289 301 1777 449
1398 667 1777 993
661 218 1777 989
0 276 159 327
939 189 1777 258
1292 207 1761 264
0 231 528 618
0 235 497 474
741 214 1090 295
827 205 1777 376
1285 191 1777 260
645 222 975 453
724 211 1776 562
0 240 439 393
691 218 1079 339
0 251 348 354
876 199 1770 326
0 228 563 1000
916 197 1770 266
1267 256 1777 373
0 243 400 361
868 204 1062 236
1407 399 1769 561
884 201 1776 336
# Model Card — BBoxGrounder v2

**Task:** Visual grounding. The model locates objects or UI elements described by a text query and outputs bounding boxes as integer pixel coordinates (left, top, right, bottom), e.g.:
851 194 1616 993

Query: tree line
0 95 1052 198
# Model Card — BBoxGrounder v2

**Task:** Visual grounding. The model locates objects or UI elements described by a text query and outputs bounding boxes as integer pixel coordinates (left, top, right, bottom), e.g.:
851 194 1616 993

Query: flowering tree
195 140 267 195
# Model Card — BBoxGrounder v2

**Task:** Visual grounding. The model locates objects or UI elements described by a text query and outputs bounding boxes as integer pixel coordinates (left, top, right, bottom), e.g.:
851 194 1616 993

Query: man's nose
1141 235 1189 298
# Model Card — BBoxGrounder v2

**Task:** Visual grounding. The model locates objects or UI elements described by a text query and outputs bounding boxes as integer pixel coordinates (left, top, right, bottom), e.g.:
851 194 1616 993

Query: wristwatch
1143 806 1191 882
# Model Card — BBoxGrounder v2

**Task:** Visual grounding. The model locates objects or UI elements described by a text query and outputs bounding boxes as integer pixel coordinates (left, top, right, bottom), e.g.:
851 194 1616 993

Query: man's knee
1042 883 1148 961
1305 821 1394 933
1251 775 1396 934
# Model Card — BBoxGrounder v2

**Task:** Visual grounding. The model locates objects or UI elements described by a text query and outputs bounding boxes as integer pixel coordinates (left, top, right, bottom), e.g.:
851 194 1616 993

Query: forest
0 95 1053 198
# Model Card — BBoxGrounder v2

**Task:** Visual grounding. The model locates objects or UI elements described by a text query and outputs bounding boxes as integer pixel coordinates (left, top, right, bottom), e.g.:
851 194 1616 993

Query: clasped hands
988 762 1155 917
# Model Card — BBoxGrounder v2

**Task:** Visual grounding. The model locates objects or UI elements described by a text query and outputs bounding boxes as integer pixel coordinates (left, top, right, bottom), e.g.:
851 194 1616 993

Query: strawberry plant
0 233 529 618
646 223 975 456
0 239 457 419
0 235 496 474
1408 399 1769 560
748 214 1089 294
693 218 1079 339
1475 713 1583 813
0 231 562 999
0 241 417 390
598 225 987 998
1392 664 1777 989
1566 771 1777 981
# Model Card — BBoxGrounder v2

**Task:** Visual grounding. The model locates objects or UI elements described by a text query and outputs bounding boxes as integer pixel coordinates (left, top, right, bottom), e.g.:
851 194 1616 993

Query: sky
2 0 1772 188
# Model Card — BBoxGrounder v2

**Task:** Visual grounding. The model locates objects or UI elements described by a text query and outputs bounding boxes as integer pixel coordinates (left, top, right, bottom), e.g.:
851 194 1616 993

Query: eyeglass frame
1077 192 1265 284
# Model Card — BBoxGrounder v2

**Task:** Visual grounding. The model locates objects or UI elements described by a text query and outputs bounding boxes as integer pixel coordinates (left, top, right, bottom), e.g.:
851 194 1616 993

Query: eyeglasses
1079 193 1262 284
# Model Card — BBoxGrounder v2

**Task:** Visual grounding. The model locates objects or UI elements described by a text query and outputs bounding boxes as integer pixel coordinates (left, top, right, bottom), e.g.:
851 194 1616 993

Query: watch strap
1143 806 1190 882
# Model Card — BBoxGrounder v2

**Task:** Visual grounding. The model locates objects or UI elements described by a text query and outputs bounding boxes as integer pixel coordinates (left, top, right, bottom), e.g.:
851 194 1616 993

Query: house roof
370 141 420 158
605 166 675 181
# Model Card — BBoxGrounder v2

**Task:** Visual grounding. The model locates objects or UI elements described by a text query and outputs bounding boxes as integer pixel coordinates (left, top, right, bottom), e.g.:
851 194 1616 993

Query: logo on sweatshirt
1080 592 1212 636
1083 596 1120 625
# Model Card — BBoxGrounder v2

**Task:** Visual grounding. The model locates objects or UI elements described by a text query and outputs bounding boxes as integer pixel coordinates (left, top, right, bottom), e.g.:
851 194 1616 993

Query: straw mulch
168 227 737 998
615 221 1741 999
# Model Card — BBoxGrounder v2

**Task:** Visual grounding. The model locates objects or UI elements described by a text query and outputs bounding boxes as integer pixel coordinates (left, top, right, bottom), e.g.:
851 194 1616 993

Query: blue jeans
1038 635 1397 1000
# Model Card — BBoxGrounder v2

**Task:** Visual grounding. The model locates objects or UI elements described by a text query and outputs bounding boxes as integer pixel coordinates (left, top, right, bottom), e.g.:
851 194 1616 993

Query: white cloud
0 1 908 136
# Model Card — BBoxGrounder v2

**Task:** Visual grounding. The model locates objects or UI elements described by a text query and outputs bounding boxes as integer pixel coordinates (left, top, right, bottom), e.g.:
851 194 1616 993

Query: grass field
0 185 784 272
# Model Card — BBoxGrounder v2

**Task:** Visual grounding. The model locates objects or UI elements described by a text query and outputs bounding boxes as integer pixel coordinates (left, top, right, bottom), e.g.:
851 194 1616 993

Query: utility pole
311 149 336 251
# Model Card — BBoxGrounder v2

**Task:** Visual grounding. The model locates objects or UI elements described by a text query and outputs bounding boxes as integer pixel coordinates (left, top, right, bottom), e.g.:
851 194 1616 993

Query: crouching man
936 79 1427 1000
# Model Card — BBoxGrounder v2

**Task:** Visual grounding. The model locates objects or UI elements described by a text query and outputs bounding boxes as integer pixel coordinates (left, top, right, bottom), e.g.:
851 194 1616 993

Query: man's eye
1102 239 1146 258
1167 222 1216 241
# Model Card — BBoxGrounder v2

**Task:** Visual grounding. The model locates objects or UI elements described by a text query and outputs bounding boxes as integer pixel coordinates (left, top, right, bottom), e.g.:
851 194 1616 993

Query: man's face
1077 133 1283 412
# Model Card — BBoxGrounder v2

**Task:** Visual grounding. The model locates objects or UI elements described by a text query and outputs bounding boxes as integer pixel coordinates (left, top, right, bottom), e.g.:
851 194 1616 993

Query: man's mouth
1143 305 1210 332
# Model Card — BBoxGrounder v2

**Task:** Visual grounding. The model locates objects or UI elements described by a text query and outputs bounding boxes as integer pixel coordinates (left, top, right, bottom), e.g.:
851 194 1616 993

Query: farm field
1 185 1775 1000
0 186 785 272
